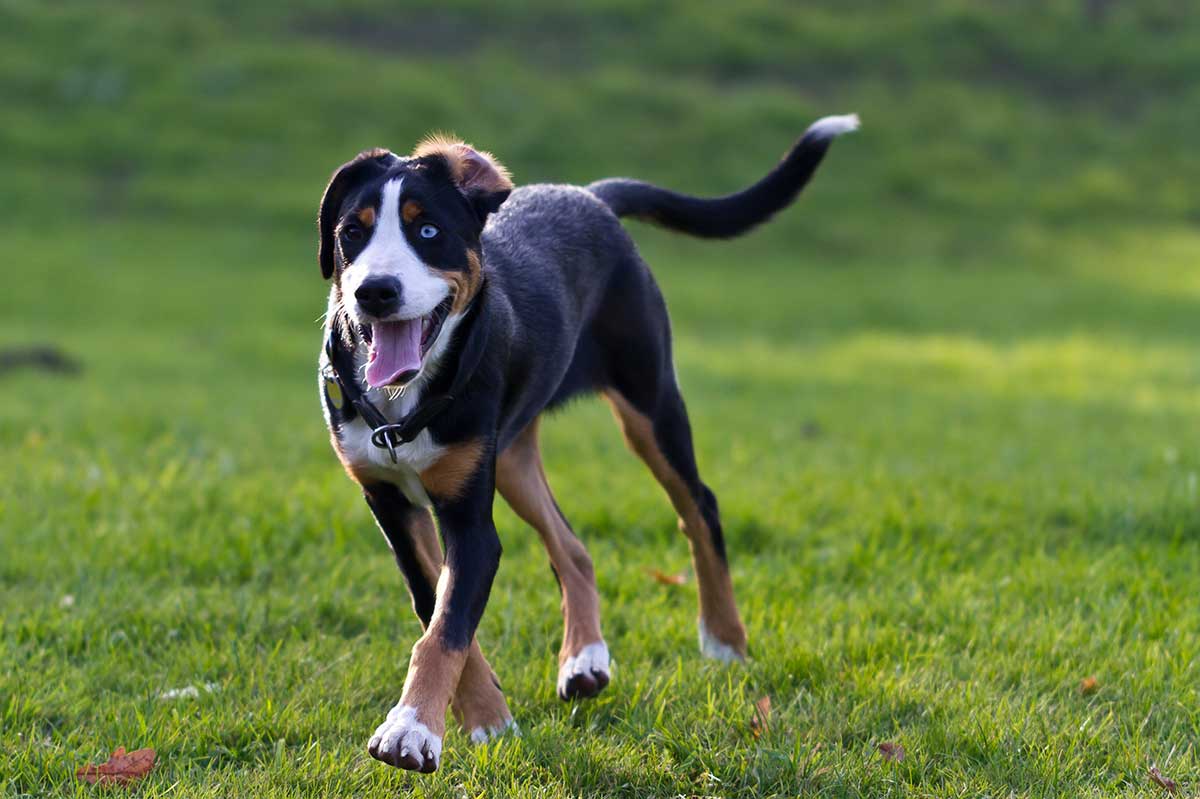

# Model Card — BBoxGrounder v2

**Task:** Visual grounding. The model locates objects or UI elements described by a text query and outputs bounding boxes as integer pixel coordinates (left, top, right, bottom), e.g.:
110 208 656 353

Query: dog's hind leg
604 387 748 661
497 418 610 700
362 483 515 742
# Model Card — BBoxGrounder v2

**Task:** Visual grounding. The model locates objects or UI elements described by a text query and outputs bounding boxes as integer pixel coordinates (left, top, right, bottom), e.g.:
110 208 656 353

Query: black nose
354 277 402 318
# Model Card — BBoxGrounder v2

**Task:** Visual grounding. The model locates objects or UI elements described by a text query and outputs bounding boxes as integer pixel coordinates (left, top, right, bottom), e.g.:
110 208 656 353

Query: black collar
323 284 490 463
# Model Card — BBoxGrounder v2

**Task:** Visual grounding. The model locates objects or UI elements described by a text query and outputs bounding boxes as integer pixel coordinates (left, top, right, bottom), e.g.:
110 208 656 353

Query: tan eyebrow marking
402 200 423 225
356 207 376 226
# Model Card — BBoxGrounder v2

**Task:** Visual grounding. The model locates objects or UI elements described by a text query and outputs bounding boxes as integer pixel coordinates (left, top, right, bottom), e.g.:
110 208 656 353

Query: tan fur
402 200 423 225
497 419 604 665
435 250 483 314
410 136 497 315
331 433 372 485
356 206 376 226
603 390 748 655
411 134 514 195
451 640 509 732
420 438 485 500
399 621 468 740
400 508 510 735
403 507 443 583
400 552 505 737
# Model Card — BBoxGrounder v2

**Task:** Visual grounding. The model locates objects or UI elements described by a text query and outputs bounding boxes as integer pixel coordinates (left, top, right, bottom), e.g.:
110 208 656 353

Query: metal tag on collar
321 365 345 411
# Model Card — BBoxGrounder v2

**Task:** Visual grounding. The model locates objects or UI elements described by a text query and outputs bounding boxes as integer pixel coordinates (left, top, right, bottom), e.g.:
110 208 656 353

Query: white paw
557 641 611 700
468 716 519 744
367 704 442 772
699 620 745 662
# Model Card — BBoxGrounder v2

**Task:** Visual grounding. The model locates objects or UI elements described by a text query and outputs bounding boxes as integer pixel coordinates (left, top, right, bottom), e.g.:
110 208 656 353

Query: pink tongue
366 319 423 388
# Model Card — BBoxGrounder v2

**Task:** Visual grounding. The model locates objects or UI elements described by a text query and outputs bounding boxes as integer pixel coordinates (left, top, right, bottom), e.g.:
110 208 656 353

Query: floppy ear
412 135 513 223
317 148 398 279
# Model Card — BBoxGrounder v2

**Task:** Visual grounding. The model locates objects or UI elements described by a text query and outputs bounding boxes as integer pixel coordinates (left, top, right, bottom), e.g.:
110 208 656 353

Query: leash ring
370 424 407 463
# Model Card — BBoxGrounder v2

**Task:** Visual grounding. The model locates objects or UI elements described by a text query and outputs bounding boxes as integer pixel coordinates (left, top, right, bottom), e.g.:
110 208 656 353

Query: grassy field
4 2 1200 796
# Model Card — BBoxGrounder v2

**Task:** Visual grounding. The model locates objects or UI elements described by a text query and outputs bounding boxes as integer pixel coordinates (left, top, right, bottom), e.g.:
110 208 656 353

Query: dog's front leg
367 444 500 773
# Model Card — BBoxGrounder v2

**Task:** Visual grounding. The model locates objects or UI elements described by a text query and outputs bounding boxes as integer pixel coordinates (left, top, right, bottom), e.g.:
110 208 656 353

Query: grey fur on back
479 183 653 446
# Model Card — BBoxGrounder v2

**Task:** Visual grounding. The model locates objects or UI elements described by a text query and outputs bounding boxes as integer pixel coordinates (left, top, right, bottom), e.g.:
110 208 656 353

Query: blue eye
419 224 439 239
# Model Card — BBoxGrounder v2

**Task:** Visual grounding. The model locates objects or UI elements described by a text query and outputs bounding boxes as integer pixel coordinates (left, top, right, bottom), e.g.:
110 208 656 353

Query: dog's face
318 138 512 388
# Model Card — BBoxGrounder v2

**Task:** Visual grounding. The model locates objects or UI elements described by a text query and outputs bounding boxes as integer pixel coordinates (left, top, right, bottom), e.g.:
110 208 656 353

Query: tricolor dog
316 114 859 772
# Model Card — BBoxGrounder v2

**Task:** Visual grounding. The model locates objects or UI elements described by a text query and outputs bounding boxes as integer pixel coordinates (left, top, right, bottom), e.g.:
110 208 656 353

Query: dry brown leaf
76 746 156 786
647 568 686 586
749 695 771 737
1149 765 1178 794
1079 676 1099 695
878 741 906 762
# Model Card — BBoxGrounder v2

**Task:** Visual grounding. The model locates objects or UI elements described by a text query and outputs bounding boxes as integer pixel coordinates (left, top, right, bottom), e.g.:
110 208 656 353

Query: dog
315 114 858 772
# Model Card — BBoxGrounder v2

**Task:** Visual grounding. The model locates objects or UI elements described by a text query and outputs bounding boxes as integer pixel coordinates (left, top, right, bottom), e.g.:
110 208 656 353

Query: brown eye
341 222 364 243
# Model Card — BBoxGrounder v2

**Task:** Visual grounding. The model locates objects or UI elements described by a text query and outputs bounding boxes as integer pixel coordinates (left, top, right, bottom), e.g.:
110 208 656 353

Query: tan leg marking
404 508 512 738
372 569 484 771
603 390 747 658
400 619 467 739
420 438 485 500
497 418 610 698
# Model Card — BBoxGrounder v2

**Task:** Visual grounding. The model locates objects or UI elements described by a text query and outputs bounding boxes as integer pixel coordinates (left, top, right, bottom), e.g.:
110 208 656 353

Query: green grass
4 2 1200 796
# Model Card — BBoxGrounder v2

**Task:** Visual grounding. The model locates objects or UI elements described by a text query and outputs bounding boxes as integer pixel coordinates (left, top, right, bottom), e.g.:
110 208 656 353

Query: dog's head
318 137 512 388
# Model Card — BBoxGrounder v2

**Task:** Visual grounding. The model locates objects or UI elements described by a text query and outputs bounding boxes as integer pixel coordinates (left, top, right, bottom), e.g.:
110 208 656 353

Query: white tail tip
807 113 860 139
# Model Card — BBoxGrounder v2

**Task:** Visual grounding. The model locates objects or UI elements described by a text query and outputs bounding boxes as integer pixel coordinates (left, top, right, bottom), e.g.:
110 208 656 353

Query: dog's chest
320 354 444 507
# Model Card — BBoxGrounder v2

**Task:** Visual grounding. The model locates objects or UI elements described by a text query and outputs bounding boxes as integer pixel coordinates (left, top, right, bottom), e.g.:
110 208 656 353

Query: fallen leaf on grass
1079 676 1099 695
878 741 906 762
76 747 155 786
647 568 686 586
749 695 771 737
1149 765 1178 794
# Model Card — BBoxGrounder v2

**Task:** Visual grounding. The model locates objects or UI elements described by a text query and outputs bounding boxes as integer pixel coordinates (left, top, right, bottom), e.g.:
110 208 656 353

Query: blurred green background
3 2 1200 797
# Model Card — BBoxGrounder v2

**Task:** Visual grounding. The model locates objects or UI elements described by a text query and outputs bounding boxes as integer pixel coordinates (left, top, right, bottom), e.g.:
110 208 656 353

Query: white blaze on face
343 178 449 324
341 177 454 388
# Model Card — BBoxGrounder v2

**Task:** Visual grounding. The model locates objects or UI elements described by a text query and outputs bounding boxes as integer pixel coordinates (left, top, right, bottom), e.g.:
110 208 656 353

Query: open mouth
364 296 453 388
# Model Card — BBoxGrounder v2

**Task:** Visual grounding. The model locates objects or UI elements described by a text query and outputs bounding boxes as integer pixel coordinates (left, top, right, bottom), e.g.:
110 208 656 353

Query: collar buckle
324 284 487 463
370 424 403 463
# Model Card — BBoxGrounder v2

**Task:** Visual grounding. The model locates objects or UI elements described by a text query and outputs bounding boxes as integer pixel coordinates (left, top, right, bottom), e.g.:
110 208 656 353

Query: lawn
3 2 1200 797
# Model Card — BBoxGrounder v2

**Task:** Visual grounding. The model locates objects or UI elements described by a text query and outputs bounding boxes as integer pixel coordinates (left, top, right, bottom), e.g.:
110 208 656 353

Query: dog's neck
324 282 489 422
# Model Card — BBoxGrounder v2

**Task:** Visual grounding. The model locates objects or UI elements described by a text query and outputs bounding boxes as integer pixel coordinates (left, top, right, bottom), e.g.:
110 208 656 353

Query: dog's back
478 113 861 444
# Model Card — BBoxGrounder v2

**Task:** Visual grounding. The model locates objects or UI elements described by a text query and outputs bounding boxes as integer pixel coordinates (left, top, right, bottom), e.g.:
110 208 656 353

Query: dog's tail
587 114 859 239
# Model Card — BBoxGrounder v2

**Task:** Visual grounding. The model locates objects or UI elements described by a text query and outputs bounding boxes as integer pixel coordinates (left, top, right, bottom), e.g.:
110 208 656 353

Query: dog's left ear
318 149 398 280
412 136 513 223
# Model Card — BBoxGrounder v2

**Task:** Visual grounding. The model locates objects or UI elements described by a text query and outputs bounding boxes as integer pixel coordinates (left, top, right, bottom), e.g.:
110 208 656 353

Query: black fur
587 122 848 238
317 118 853 693
318 149 398 280
364 483 438 624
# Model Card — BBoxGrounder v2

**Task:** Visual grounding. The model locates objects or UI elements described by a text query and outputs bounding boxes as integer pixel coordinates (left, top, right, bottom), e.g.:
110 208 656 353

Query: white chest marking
320 344 443 506
337 418 440 507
